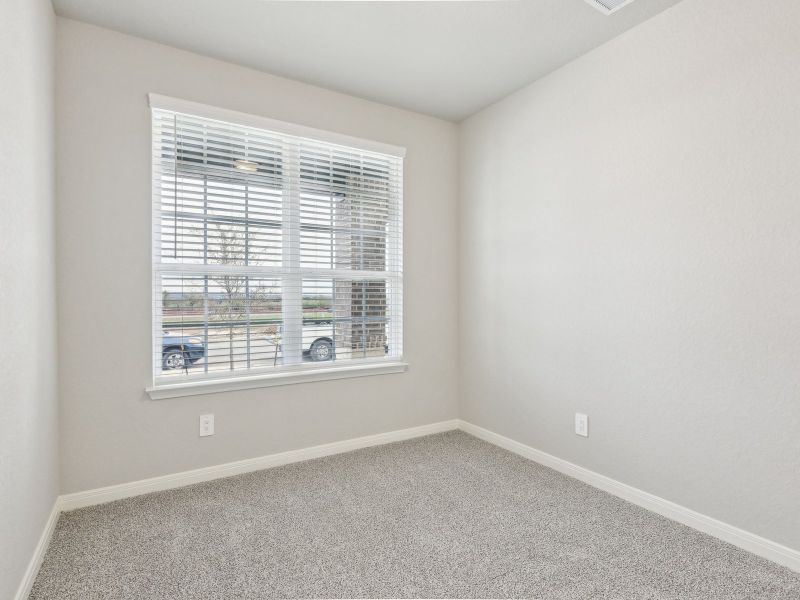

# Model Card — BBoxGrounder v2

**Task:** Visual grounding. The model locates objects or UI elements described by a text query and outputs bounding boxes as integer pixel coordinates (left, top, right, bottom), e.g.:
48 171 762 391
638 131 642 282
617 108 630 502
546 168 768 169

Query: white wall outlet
575 413 589 437
199 414 215 437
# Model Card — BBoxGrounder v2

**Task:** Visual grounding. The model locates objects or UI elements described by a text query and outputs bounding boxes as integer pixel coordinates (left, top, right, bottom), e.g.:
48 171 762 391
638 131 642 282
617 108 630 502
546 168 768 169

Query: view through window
151 106 403 385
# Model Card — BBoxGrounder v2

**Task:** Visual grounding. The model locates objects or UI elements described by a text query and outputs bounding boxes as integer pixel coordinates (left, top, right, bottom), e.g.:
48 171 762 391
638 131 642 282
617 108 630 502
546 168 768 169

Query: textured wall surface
56 18 459 494
459 0 800 550
0 1 59 597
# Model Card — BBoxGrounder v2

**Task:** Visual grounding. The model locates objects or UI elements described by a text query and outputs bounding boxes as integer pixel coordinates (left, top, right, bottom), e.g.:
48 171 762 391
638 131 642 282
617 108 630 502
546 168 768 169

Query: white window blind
150 98 403 388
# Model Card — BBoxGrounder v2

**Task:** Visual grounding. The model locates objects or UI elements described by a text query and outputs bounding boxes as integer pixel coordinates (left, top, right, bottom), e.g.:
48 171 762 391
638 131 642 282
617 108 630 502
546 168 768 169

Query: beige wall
56 18 459 494
459 0 800 550
0 0 59 596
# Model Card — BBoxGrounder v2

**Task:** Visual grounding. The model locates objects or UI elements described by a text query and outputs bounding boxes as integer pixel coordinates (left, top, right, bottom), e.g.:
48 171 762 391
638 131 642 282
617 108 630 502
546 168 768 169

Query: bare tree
208 227 244 369
208 226 277 370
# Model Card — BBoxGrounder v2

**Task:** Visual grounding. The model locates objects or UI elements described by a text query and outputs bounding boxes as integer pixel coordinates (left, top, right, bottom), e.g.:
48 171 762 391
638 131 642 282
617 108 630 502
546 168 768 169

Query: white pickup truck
273 321 387 362
272 322 335 362
301 322 335 361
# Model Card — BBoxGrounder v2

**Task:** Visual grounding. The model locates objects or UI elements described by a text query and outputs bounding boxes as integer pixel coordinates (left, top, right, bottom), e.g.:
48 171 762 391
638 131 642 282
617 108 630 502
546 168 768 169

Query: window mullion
203 174 209 374
245 174 251 370
387 167 403 359
281 141 303 366
151 117 170 383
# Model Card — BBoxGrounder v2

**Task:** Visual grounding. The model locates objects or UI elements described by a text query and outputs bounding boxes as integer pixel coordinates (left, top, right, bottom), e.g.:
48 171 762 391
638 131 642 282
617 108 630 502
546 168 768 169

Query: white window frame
146 94 407 399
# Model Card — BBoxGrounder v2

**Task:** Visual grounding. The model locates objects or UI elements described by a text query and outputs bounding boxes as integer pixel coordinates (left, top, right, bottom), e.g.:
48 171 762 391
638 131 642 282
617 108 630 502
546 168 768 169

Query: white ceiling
51 0 684 121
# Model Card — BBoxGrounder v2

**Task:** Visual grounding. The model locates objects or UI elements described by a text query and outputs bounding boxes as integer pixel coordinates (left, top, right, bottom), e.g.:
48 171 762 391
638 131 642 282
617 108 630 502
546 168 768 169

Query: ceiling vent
584 0 637 15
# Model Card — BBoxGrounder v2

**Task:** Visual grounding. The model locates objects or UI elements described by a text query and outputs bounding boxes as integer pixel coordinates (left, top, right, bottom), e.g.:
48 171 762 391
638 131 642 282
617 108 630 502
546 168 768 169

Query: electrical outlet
574 413 588 437
199 414 215 437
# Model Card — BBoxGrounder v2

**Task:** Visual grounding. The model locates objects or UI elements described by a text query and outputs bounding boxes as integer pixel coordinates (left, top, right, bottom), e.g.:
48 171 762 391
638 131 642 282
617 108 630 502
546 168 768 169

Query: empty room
2 0 799 598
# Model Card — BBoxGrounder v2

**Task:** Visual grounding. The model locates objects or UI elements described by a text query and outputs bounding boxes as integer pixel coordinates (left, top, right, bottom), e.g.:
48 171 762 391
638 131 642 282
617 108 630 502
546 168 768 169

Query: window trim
147 94 406 158
146 360 409 400
147 95 406 398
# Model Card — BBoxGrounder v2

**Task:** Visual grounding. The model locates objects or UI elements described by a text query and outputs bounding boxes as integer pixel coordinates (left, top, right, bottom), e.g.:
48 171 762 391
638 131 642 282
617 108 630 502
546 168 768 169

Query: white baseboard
60 419 460 511
457 419 800 573
14 498 61 600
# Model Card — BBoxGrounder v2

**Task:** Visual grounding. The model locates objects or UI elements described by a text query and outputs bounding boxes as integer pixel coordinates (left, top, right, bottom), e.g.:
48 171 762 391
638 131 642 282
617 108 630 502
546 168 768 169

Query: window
149 95 404 397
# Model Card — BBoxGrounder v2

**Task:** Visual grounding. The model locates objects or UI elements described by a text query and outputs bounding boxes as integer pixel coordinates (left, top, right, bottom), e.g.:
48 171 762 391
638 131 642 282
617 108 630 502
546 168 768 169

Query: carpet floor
30 431 800 599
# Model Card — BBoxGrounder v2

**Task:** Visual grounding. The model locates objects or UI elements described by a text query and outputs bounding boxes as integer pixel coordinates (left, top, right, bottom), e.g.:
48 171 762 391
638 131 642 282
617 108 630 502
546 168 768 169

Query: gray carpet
30 431 800 599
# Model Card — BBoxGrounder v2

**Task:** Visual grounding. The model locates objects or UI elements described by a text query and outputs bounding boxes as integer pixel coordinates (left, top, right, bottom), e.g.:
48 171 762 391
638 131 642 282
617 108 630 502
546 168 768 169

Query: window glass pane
336 279 389 360
301 280 335 362
159 274 283 376
159 174 283 267
298 147 393 272
295 278 391 362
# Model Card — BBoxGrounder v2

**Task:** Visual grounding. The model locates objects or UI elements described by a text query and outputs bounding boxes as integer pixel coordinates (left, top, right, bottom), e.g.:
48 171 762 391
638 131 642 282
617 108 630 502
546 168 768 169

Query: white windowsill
146 361 409 400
